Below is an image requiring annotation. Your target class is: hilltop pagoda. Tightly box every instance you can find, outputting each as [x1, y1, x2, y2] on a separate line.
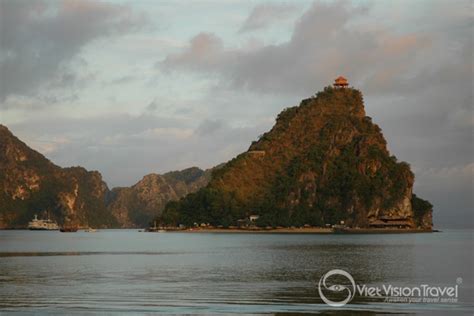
[333, 76, 349, 88]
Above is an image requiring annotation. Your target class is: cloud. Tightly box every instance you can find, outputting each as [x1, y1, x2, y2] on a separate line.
[414, 163, 473, 228]
[195, 119, 224, 136]
[162, 33, 228, 72]
[162, 2, 374, 88]
[0, 0, 146, 102]
[31, 136, 72, 155]
[160, 1, 470, 98]
[239, 3, 298, 32]
[145, 100, 159, 112]
[110, 75, 138, 85]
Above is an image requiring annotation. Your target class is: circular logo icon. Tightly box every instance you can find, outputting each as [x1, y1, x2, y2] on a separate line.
[318, 269, 356, 307]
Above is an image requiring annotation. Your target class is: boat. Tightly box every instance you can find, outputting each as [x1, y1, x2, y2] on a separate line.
[145, 221, 168, 232]
[145, 220, 160, 232]
[28, 214, 59, 231]
[84, 227, 97, 232]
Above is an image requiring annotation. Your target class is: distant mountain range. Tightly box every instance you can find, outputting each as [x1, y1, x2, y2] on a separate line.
[0, 86, 433, 230]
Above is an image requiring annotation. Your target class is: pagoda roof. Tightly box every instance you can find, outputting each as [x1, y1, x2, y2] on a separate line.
[334, 76, 348, 83]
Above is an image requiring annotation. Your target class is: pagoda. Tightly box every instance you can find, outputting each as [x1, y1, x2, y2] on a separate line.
[333, 76, 349, 88]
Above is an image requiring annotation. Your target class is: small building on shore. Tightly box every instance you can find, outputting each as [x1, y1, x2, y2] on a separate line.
[237, 215, 260, 228]
[369, 217, 413, 229]
[249, 215, 259, 222]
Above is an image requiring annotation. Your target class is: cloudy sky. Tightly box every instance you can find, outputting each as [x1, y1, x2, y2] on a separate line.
[0, 0, 472, 227]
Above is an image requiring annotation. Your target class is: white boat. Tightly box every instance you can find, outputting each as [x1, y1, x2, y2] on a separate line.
[28, 214, 59, 231]
[84, 228, 97, 232]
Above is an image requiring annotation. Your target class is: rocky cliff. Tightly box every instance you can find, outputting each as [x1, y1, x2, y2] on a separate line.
[108, 167, 212, 227]
[0, 125, 212, 228]
[0, 125, 114, 228]
[161, 87, 433, 229]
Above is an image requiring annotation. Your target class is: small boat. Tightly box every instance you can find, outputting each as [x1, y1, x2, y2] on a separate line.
[28, 214, 59, 231]
[145, 220, 160, 232]
[84, 227, 97, 232]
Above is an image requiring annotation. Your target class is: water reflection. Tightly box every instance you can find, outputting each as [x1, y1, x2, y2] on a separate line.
[0, 230, 472, 314]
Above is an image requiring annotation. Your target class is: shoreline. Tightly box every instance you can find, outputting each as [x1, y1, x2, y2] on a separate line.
[177, 227, 334, 234]
[152, 227, 437, 234]
[1, 227, 438, 234]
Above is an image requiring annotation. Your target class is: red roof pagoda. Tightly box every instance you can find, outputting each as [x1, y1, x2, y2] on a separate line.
[334, 76, 349, 88]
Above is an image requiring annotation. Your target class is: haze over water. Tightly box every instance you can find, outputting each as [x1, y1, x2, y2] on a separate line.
[0, 230, 472, 315]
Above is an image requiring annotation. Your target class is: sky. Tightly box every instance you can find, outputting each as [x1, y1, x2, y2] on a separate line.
[0, 0, 472, 228]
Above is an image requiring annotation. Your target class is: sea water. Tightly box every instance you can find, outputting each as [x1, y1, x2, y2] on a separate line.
[0, 229, 472, 315]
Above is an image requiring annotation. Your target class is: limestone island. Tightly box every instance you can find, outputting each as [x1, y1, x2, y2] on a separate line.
[152, 77, 434, 234]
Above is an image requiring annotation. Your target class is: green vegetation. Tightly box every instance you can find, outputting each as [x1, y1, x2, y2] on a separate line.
[412, 194, 433, 220]
[163, 167, 206, 184]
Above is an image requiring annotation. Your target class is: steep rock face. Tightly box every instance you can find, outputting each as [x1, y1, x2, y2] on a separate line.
[107, 167, 212, 227]
[0, 125, 115, 228]
[0, 124, 213, 228]
[162, 87, 433, 229]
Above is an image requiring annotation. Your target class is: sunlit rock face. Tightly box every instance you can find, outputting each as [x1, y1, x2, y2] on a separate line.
[108, 167, 212, 227]
[164, 87, 433, 229]
[0, 124, 215, 228]
[0, 125, 114, 228]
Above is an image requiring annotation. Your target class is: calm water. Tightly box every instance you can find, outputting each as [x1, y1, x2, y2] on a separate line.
[0, 229, 473, 315]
